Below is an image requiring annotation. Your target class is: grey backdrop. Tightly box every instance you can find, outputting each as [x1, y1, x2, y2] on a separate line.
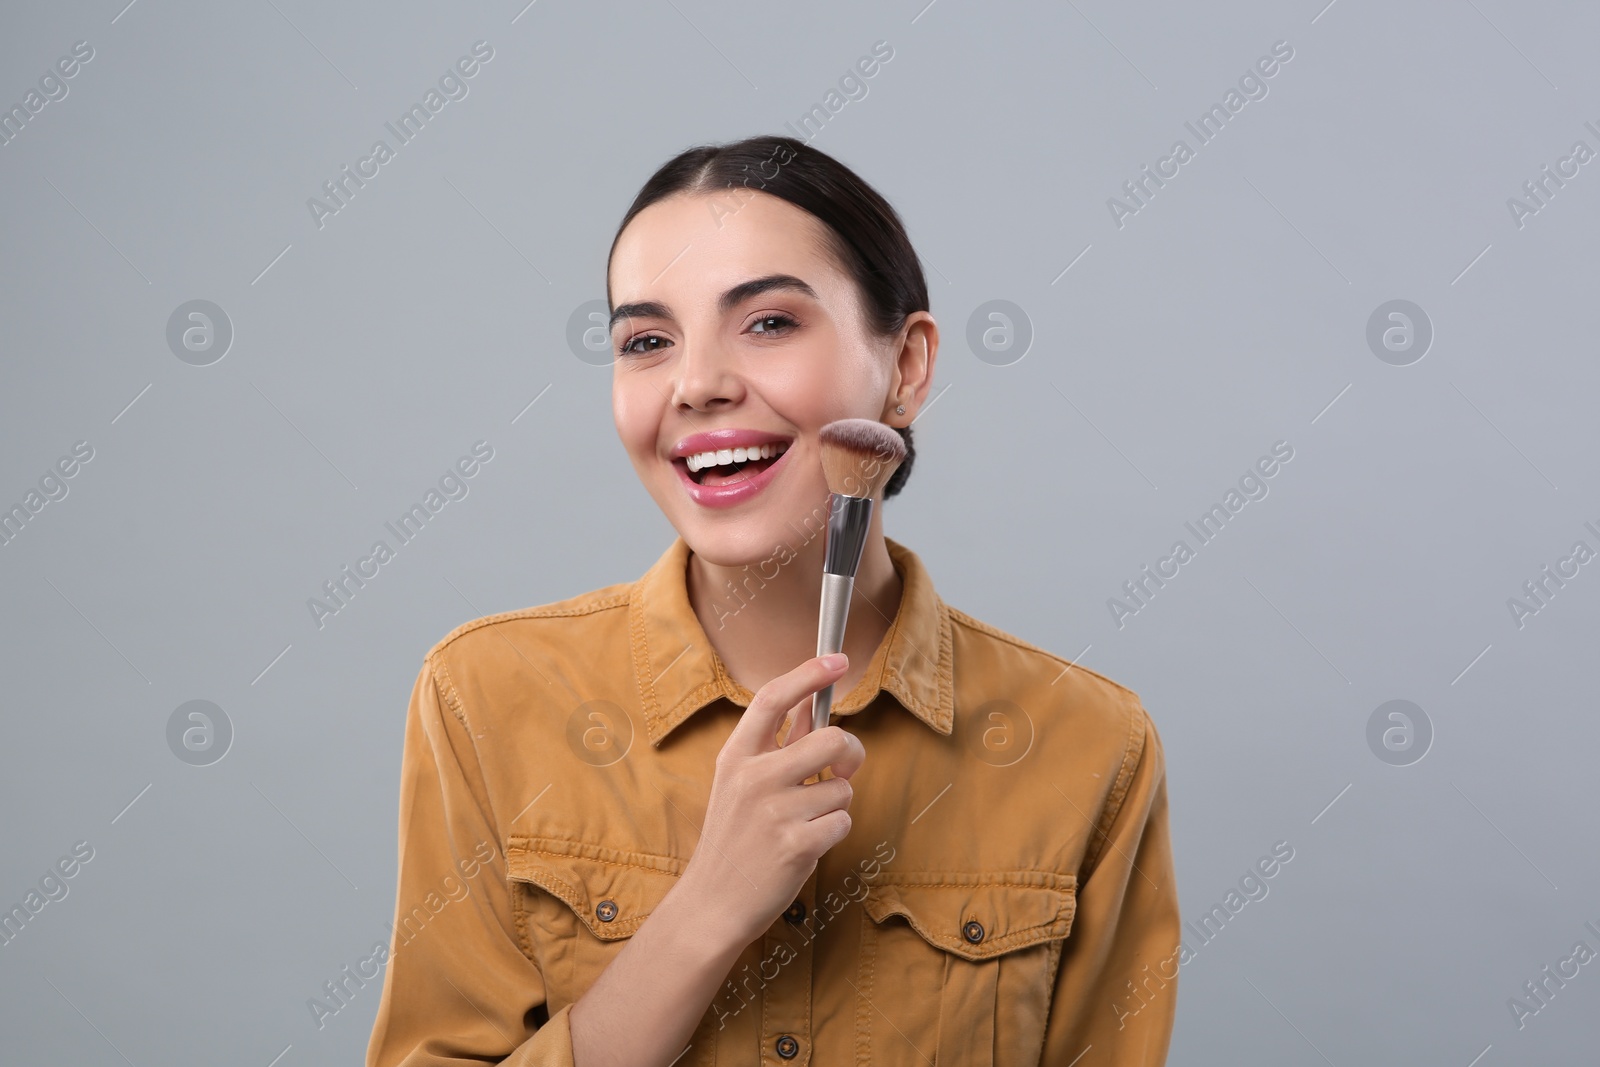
[3, 0, 1598, 1063]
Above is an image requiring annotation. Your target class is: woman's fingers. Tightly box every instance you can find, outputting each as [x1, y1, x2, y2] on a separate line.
[692, 653, 862, 946]
[787, 773, 854, 822]
[777, 721, 867, 783]
[726, 653, 848, 759]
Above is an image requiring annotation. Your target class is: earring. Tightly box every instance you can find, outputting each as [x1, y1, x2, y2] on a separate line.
[895, 404, 905, 415]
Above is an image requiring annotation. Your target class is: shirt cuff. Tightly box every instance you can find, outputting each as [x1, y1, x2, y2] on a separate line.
[502, 1002, 577, 1067]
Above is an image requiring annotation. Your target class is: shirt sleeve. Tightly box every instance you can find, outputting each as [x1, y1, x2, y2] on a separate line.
[1039, 702, 1181, 1065]
[367, 655, 577, 1067]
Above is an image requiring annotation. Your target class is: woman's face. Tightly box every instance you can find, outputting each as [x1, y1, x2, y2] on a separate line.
[608, 190, 921, 567]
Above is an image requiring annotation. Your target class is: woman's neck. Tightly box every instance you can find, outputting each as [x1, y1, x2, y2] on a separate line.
[685, 513, 903, 701]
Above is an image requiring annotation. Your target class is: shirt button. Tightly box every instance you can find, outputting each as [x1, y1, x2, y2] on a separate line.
[962, 919, 985, 944]
[596, 899, 618, 923]
[783, 900, 807, 924]
[775, 1034, 799, 1059]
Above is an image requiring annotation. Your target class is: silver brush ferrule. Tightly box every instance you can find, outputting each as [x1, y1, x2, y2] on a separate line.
[822, 493, 875, 577]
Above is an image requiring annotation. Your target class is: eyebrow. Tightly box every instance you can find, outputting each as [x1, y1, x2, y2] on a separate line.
[609, 273, 819, 331]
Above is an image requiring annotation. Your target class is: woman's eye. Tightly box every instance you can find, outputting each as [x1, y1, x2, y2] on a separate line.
[749, 313, 798, 337]
[618, 334, 671, 357]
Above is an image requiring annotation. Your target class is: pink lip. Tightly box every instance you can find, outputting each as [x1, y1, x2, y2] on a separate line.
[669, 428, 794, 459]
[672, 439, 795, 509]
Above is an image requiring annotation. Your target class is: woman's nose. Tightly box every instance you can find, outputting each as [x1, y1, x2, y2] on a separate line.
[669, 338, 745, 412]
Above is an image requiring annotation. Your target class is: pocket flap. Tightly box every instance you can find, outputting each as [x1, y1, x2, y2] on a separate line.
[862, 869, 1077, 961]
[506, 835, 686, 940]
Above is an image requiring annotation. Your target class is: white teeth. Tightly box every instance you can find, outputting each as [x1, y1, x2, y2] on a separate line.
[684, 442, 789, 473]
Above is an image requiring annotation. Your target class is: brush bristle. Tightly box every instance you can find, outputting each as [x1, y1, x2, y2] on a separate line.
[818, 418, 907, 498]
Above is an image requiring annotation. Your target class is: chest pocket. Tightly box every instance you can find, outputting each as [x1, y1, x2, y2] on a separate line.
[505, 835, 686, 1001]
[859, 869, 1077, 1067]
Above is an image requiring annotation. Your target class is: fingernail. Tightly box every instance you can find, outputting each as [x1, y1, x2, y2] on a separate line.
[821, 653, 848, 670]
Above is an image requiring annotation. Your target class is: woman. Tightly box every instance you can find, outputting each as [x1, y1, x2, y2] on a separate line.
[367, 135, 1179, 1067]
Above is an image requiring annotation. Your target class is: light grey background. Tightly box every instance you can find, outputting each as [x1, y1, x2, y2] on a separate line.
[3, 0, 1598, 1063]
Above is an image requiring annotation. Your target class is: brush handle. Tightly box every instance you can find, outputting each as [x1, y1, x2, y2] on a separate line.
[812, 572, 855, 734]
[810, 492, 876, 739]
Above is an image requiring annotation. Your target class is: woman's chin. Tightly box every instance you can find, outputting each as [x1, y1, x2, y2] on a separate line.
[674, 503, 820, 571]
[680, 523, 784, 568]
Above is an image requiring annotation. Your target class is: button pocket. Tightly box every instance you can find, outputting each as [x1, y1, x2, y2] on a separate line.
[507, 834, 685, 938]
[858, 870, 1076, 1067]
[506, 835, 686, 1002]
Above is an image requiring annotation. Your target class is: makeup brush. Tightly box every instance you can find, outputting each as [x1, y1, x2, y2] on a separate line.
[811, 418, 907, 741]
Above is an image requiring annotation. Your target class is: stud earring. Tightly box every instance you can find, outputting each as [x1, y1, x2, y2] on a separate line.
[895, 404, 905, 415]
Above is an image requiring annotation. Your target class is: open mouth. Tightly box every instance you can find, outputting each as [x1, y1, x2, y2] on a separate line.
[680, 441, 791, 487]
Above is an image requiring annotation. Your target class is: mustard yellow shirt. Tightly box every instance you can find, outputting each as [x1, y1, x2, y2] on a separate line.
[367, 535, 1179, 1066]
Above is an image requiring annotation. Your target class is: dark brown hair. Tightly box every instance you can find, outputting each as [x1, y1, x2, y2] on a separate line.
[607, 135, 926, 499]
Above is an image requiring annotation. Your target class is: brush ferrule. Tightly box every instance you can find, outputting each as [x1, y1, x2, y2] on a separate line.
[822, 493, 874, 577]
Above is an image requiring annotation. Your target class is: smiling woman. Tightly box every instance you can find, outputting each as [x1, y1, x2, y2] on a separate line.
[367, 135, 1180, 1067]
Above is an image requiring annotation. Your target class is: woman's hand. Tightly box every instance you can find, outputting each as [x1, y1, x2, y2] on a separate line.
[682, 652, 867, 949]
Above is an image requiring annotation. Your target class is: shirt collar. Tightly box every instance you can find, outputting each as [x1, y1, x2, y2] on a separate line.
[628, 534, 954, 747]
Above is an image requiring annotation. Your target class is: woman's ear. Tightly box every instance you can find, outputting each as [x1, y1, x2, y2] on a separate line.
[883, 312, 938, 425]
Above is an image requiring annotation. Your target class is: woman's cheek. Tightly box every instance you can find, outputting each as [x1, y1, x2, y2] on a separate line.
[611, 382, 655, 457]
[757, 357, 843, 424]
[806, 339, 890, 415]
